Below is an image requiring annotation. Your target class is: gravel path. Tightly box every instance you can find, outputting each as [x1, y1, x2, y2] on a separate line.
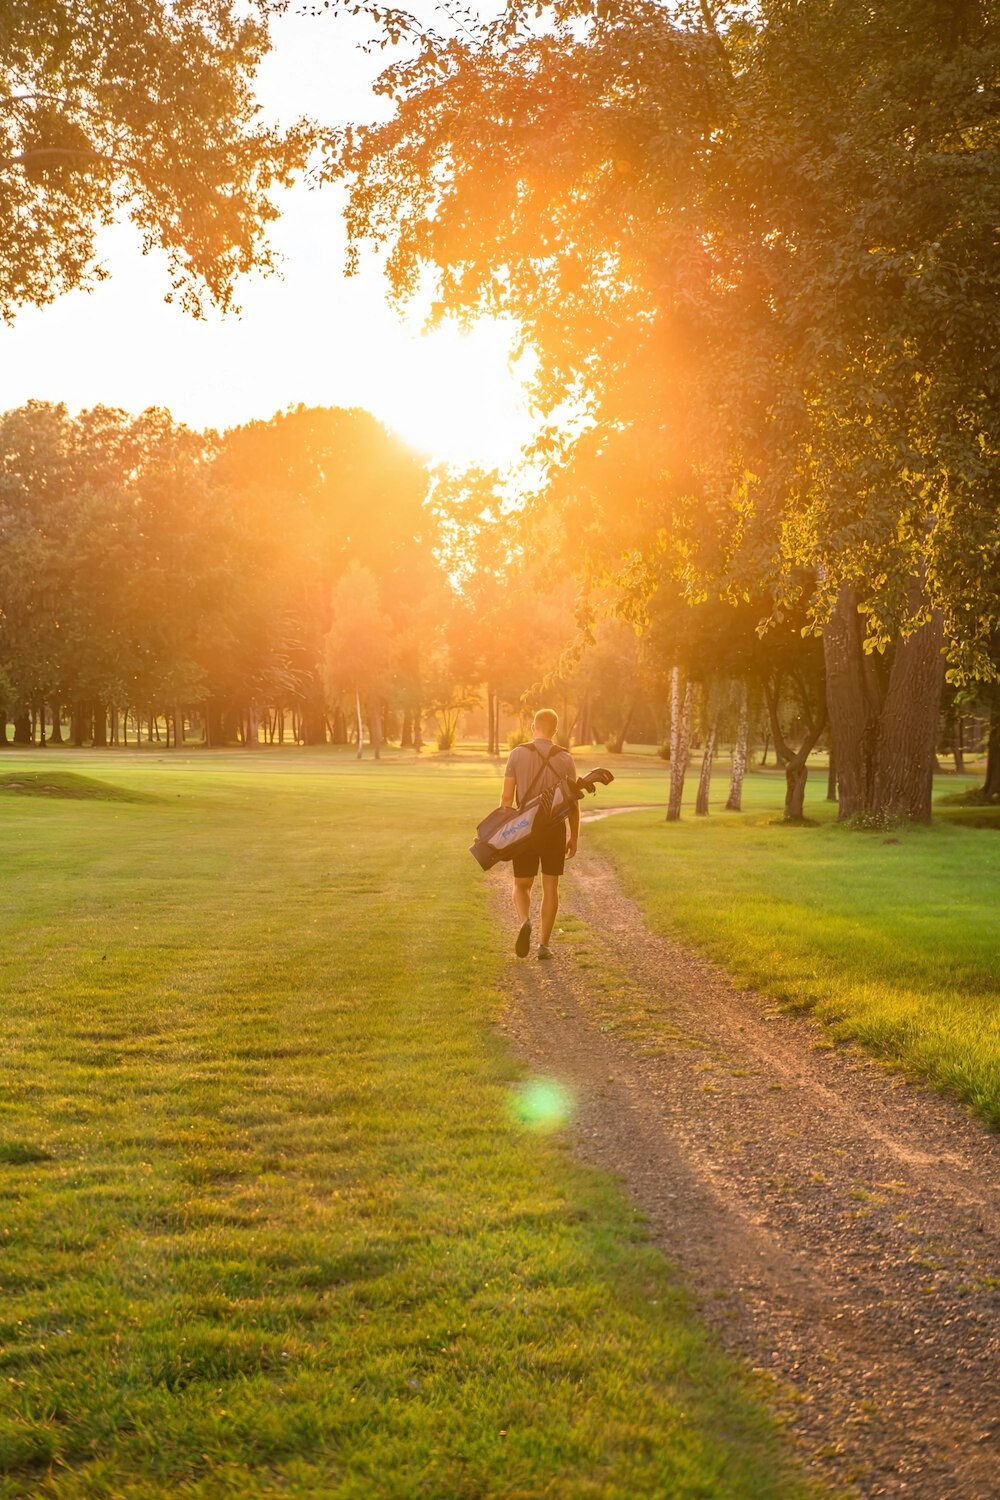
[497, 844, 1000, 1499]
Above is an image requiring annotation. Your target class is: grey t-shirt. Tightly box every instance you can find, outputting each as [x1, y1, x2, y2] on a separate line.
[504, 738, 577, 806]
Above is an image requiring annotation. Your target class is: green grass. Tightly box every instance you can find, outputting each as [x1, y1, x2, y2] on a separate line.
[587, 770, 1000, 1128]
[0, 770, 158, 802]
[936, 791, 1000, 832]
[0, 751, 823, 1499]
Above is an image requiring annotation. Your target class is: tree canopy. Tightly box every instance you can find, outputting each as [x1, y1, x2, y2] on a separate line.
[325, 0, 1000, 817]
[0, 0, 311, 317]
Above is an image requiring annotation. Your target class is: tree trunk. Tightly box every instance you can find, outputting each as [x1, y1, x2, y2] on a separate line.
[93, 702, 108, 748]
[666, 679, 694, 821]
[370, 699, 383, 761]
[414, 705, 423, 754]
[401, 708, 413, 749]
[576, 694, 591, 749]
[695, 710, 719, 815]
[725, 680, 749, 811]
[982, 689, 1000, 798]
[0, 712, 7, 747]
[871, 606, 945, 824]
[300, 691, 327, 746]
[785, 759, 809, 821]
[952, 712, 964, 774]
[823, 583, 881, 819]
[204, 700, 224, 748]
[172, 707, 184, 749]
[826, 746, 838, 802]
[668, 666, 680, 769]
[13, 712, 31, 745]
[608, 705, 634, 755]
[824, 579, 944, 822]
[72, 703, 89, 747]
[355, 686, 364, 760]
[48, 704, 64, 744]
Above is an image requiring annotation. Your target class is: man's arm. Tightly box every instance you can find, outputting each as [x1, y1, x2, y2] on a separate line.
[566, 799, 580, 857]
[501, 746, 520, 807]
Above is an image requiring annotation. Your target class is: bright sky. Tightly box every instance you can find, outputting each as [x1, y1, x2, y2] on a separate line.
[0, 5, 536, 469]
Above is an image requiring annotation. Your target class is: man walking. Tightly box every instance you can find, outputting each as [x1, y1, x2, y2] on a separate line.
[501, 708, 579, 961]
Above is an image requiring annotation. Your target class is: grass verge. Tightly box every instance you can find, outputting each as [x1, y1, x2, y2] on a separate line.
[587, 774, 1000, 1128]
[0, 753, 823, 1498]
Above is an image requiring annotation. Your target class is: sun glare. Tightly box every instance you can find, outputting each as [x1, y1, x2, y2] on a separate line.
[371, 319, 537, 470]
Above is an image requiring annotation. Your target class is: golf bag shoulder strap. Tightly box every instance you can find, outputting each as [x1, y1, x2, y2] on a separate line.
[517, 744, 556, 808]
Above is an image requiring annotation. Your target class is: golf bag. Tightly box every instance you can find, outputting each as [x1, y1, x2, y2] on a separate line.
[470, 765, 615, 871]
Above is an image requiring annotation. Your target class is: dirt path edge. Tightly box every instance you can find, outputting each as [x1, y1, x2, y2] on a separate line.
[497, 848, 1000, 1499]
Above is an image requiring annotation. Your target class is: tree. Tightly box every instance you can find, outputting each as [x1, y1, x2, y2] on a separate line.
[329, 0, 1000, 824]
[712, 0, 999, 821]
[756, 631, 828, 824]
[215, 406, 431, 743]
[0, 0, 310, 318]
[0, 399, 438, 749]
[323, 562, 396, 759]
[725, 679, 750, 812]
[0, 400, 288, 747]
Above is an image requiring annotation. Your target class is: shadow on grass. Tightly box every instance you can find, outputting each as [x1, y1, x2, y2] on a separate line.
[936, 792, 1000, 831]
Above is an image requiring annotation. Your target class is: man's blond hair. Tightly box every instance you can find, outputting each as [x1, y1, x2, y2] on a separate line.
[533, 708, 559, 738]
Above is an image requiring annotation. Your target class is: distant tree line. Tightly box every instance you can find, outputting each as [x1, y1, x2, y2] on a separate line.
[2, 397, 996, 818]
[0, 401, 439, 752]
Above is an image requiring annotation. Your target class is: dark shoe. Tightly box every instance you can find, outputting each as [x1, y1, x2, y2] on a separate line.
[537, 944, 553, 961]
[515, 921, 532, 958]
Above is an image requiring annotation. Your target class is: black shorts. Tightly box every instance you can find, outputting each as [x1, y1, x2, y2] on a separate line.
[511, 821, 567, 879]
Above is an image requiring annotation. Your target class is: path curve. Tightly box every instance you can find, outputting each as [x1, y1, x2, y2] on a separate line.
[498, 846, 1000, 1499]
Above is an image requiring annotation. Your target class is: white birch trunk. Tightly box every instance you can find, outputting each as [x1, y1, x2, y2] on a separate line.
[669, 665, 681, 767]
[725, 680, 749, 811]
[667, 679, 694, 821]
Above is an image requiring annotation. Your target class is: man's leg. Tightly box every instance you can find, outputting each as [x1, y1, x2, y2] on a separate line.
[513, 875, 534, 957]
[539, 873, 560, 947]
[513, 875, 534, 924]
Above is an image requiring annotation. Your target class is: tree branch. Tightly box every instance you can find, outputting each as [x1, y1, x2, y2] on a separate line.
[0, 92, 72, 112]
[763, 672, 791, 765]
[698, 0, 731, 70]
[2, 146, 118, 169]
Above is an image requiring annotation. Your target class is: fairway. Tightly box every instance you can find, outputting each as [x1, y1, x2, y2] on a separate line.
[0, 753, 821, 1499]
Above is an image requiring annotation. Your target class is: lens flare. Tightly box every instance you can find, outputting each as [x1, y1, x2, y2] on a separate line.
[510, 1078, 575, 1133]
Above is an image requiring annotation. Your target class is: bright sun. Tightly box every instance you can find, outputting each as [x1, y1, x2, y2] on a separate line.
[371, 319, 537, 470]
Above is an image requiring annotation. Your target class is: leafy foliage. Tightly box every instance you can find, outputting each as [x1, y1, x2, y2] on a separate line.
[0, 0, 312, 317]
[329, 0, 1000, 682]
